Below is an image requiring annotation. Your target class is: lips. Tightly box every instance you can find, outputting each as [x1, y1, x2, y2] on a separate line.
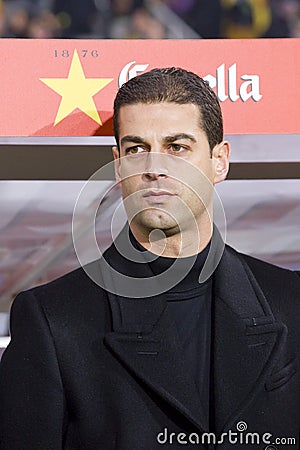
[142, 190, 176, 204]
[142, 190, 174, 197]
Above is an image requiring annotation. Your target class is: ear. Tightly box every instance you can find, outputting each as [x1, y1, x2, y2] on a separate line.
[112, 146, 121, 183]
[212, 141, 230, 185]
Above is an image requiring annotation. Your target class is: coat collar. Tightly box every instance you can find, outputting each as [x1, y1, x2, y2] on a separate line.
[103, 225, 285, 434]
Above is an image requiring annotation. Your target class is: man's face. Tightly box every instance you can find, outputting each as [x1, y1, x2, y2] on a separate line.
[112, 102, 229, 236]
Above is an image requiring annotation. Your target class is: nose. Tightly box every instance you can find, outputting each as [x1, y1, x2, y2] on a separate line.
[143, 152, 169, 180]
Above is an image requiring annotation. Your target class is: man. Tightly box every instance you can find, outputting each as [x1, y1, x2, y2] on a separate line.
[0, 68, 299, 449]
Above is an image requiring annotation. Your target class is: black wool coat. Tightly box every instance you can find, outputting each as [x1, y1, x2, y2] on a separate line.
[0, 238, 299, 449]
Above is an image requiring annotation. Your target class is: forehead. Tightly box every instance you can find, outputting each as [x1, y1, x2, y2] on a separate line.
[118, 102, 203, 136]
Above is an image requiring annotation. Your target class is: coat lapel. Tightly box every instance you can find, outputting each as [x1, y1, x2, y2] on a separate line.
[212, 246, 286, 434]
[103, 225, 209, 433]
[105, 294, 209, 432]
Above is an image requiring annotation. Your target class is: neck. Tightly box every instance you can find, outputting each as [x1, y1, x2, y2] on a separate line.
[130, 214, 213, 258]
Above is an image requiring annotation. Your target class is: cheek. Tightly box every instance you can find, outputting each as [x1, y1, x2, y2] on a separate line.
[121, 183, 131, 199]
[180, 182, 213, 212]
[120, 177, 139, 199]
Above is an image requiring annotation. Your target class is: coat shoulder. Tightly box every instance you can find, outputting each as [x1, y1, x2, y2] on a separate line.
[228, 246, 300, 316]
[20, 259, 109, 322]
[235, 248, 299, 284]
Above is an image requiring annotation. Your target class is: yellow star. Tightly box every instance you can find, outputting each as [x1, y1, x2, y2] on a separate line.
[40, 49, 113, 126]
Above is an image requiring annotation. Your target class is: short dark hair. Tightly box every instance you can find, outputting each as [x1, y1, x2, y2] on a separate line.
[113, 67, 223, 154]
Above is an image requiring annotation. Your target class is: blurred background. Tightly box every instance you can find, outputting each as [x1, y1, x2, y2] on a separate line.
[1, 0, 300, 39]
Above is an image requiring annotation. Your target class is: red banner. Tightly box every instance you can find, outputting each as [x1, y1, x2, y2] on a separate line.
[0, 39, 299, 136]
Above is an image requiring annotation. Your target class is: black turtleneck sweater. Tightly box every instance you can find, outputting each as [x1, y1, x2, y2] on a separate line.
[129, 230, 212, 425]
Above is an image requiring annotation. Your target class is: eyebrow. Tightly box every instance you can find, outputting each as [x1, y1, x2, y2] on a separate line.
[120, 133, 196, 147]
[163, 134, 197, 144]
[120, 135, 146, 147]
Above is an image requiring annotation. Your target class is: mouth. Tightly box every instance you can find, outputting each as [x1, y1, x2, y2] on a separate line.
[142, 190, 175, 198]
[142, 190, 176, 203]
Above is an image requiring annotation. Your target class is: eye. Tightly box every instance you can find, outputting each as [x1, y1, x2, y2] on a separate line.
[169, 144, 186, 153]
[124, 145, 146, 155]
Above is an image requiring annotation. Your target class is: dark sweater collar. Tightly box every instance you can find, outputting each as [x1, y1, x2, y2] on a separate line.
[129, 227, 211, 293]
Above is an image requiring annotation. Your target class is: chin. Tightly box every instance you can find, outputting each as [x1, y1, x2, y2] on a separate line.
[136, 210, 178, 233]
